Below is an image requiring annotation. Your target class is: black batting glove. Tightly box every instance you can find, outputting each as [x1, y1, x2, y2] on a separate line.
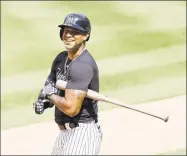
[43, 99, 54, 108]
[33, 99, 54, 115]
[42, 83, 58, 99]
[33, 99, 45, 115]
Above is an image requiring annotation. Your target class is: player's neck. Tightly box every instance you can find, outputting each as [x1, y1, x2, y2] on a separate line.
[68, 44, 86, 60]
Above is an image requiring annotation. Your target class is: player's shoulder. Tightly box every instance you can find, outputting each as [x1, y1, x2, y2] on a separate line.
[56, 50, 68, 59]
[79, 49, 97, 66]
[71, 49, 98, 73]
[54, 50, 68, 62]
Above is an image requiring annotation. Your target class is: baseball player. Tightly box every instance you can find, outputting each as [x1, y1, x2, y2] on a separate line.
[33, 13, 102, 155]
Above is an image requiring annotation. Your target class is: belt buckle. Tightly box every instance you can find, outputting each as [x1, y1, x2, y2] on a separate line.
[64, 123, 71, 130]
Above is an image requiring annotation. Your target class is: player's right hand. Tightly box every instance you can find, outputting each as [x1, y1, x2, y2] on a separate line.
[42, 83, 58, 99]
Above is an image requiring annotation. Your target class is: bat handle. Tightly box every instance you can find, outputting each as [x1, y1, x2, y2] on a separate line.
[104, 97, 169, 123]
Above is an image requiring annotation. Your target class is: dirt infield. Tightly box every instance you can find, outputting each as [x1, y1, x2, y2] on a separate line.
[1, 95, 186, 155]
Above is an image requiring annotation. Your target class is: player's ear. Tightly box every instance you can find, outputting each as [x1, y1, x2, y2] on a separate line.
[84, 34, 89, 41]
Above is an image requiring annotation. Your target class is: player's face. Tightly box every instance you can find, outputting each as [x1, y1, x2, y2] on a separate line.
[62, 27, 88, 50]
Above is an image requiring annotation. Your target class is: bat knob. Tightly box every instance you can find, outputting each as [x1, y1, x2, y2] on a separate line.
[164, 116, 169, 122]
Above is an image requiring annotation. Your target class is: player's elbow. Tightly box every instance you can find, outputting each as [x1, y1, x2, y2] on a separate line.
[63, 97, 84, 117]
[65, 107, 80, 117]
[63, 102, 81, 117]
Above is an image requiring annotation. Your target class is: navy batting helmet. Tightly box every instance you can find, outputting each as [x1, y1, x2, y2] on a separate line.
[58, 13, 91, 41]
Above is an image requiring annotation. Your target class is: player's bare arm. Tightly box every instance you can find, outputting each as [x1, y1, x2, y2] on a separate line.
[48, 89, 87, 117]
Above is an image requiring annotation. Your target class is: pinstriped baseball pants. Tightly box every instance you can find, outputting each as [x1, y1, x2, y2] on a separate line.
[51, 120, 103, 155]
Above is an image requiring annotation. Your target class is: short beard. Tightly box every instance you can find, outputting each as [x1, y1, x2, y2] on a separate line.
[67, 42, 85, 53]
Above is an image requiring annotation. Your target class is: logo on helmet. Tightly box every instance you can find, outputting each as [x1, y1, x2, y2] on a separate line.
[66, 15, 77, 26]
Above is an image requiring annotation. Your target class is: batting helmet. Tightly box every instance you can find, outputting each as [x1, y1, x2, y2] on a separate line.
[58, 13, 91, 41]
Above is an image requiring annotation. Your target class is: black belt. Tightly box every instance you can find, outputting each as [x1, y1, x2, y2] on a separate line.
[58, 122, 78, 130]
[58, 118, 98, 130]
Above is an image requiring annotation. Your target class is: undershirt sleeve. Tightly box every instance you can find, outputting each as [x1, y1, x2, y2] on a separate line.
[45, 56, 58, 85]
[45, 52, 65, 85]
[66, 62, 93, 92]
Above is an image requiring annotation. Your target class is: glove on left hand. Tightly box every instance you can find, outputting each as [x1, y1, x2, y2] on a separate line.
[33, 99, 45, 114]
[33, 99, 54, 115]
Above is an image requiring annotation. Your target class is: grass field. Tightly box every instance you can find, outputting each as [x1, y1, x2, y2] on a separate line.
[1, 1, 186, 155]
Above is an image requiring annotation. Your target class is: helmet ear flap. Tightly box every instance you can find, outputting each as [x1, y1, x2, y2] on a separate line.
[59, 28, 64, 40]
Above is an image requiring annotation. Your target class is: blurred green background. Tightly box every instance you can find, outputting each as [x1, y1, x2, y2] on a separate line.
[1, 1, 186, 132]
[1, 1, 186, 154]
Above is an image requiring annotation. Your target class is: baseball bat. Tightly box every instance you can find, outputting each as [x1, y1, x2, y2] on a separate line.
[56, 80, 169, 122]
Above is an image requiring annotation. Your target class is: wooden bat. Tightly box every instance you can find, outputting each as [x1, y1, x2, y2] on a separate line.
[56, 80, 169, 122]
